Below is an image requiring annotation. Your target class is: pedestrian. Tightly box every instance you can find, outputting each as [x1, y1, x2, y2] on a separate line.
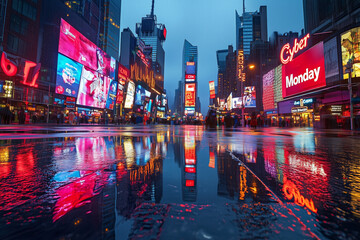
[69, 111, 75, 125]
[3, 104, 12, 124]
[19, 107, 25, 124]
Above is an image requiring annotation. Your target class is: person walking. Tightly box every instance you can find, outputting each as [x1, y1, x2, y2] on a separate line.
[19, 108, 25, 124]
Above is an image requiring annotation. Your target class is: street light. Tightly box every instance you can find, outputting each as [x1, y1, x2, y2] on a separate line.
[240, 64, 255, 127]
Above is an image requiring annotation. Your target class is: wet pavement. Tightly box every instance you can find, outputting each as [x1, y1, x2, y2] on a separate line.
[0, 125, 360, 240]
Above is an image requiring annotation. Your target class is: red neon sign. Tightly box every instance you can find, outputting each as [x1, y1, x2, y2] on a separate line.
[185, 180, 195, 187]
[1, 52, 17, 76]
[280, 34, 310, 65]
[185, 167, 196, 173]
[0, 52, 41, 87]
[283, 178, 318, 213]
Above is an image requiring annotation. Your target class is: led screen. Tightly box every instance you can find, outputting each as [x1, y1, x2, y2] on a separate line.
[124, 81, 135, 109]
[77, 66, 110, 108]
[232, 97, 242, 109]
[282, 42, 326, 98]
[135, 85, 146, 106]
[185, 83, 196, 107]
[244, 86, 256, 108]
[58, 19, 97, 70]
[105, 80, 118, 110]
[263, 69, 275, 111]
[341, 27, 360, 79]
[209, 81, 215, 99]
[116, 82, 124, 104]
[186, 62, 196, 75]
[55, 54, 83, 98]
[96, 47, 113, 77]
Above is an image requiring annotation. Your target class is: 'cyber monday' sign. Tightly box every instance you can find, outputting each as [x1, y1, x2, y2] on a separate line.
[282, 42, 326, 98]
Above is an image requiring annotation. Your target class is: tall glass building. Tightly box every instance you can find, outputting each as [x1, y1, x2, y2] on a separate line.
[235, 6, 267, 56]
[136, 1, 167, 90]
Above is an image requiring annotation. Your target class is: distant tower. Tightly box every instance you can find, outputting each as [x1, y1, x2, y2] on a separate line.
[136, 0, 167, 90]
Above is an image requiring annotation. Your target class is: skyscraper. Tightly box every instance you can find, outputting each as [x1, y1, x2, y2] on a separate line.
[136, 0, 166, 90]
[235, 6, 267, 56]
[101, 0, 121, 58]
[182, 39, 198, 117]
[216, 49, 228, 100]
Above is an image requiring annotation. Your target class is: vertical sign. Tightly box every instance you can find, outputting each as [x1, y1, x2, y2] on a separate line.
[209, 81, 215, 99]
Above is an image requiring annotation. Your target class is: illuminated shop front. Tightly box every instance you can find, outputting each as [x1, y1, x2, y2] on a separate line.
[268, 28, 360, 129]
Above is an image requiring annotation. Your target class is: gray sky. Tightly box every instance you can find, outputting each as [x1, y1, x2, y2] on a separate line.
[121, 0, 304, 115]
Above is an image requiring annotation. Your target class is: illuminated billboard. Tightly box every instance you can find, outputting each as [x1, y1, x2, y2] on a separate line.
[58, 19, 97, 70]
[185, 74, 196, 82]
[55, 54, 83, 98]
[116, 82, 124, 104]
[209, 81, 215, 99]
[124, 81, 135, 109]
[232, 97, 242, 109]
[341, 27, 360, 79]
[118, 64, 130, 84]
[282, 42, 326, 98]
[105, 80, 118, 110]
[185, 83, 196, 107]
[274, 65, 283, 103]
[244, 86, 256, 108]
[186, 62, 196, 75]
[263, 69, 275, 111]
[96, 47, 114, 78]
[185, 107, 195, 116]
[77, 67, 110, 108]
[227, 92, 233, 110]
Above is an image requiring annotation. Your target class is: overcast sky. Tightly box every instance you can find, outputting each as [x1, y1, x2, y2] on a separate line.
[121, 0, 304, 115]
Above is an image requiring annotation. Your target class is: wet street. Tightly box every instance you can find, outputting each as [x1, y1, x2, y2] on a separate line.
[0, 125, 360, 240]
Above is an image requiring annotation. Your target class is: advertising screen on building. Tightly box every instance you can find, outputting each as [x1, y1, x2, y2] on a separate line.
[209, 81, 215, 99]
[162, 94, 167, 106]
[77, 67, 110, 108]
[185, 83, 196, 107]
[185, 74, 196, 82]
[244, 86, 256, 108]
[227, 92, 233, 110]
[55, 54, 83, 98]
[118, 64, 130, 84]
[341, 27, 360, 79]
[185, 107, 195, 116]
[105, 80, 118, 110]
[186, 62, 196, 75]
[274, 65, 283, 103]
[96, 47, 113, 77]
[58, 19, 97, 70]
[116, 82, 124, 104]
[135, 85, 150, 107]
[282, 42, 326, 98]
[263, 69, 275, 111]
[232, 97, 242, 109]
[124, 81, 135, 109]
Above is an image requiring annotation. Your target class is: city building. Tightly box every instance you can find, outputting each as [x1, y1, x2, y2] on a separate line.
[216, 49, 228, 100]
[136, 0, 166, 90]
[173, 80, 184, 115]
[101, 0, 121, 59]
[303, 0, 360, 34]
[235, 6, 267, 56]
[182, 39, 198, 117]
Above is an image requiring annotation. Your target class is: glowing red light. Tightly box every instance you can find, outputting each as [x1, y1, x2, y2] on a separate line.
[283, 178, 318, 213]
[1, 52, 18, 76]
[185, 159, 196, 165]
[185, 180, 195, 187]
[280, 34, 310, 65]
[163, 27, 167, 39]
[22, 61, 40, 87]
[185, 167, 196, 173]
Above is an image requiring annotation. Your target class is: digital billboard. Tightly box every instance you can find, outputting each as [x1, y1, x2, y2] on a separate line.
[58, 19, 97, 70]
[185, 83, 196, 107]
[55, 54, 83, 98]
[155, 95, 161, 106]
[118, 64, 130, 84]
[116, 82, 124, 104]
[134, 85, 151, 107]
[105, 80, 118, 110]
[209, 81, 215, 99]
[185, 74, 196, 82]
[341, 27, 360, 79]
[232, 97, 242, 109]
[124, 81, 135, 109]
[227, 93, 233, 110]
[185, 107, 195, 116]
[282, 42, 326, 98]
[263, 69, 275, 111]
[186, 62, 196, 75]
[244, 86, 256, 108]
[77, 67, 110, 108]
[96, 47, 113, 77]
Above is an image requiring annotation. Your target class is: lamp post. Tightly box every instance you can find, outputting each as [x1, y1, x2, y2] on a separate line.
[345, 61, 354, 130]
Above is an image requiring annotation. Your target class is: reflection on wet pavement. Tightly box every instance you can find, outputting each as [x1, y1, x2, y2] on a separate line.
[0, 126, 360, 239]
